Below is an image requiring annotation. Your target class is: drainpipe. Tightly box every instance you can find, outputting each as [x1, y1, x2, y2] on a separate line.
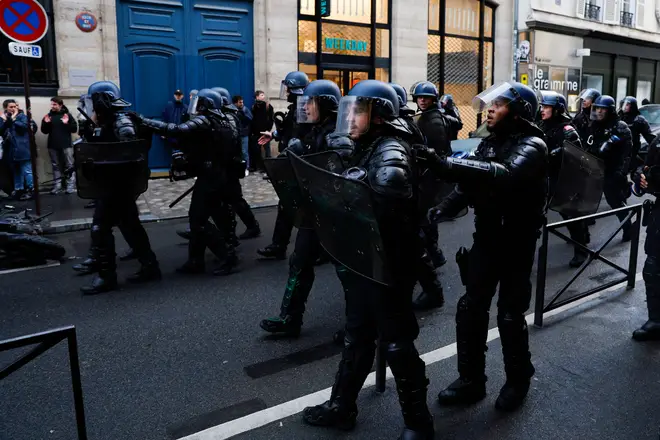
[512, 0, 519, 81]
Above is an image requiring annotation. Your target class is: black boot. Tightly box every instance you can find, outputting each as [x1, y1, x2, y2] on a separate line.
[303, 336, 375, 430]
[119, 248, 137, 262]
[257, 243, 287, 260]
[176, 228, 191, 240]
[633, 258, 660, 341]
[239, 221, 261, 240]
[177, 233, 207, 274]
[387, 343, 435, 440]
[127, 251, 162, 284]
[438, 295, 488, 406]
[213, 251, 240, 276]
[176, 260, 205, 274]
[569, 247, 588, 268]
[81, 231, 118, 295]
[495, 312, 535, 411]
[73, 228, 101, 275]
[260, 262, 314, 335]
[414, 253, 445, 310]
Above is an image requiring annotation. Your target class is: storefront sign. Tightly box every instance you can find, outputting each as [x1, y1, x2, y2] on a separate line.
[324, 37, 368, 53]
[319, 0, 331, 17]
[533, 67, 579, 92]
[75, 12, 98, 33]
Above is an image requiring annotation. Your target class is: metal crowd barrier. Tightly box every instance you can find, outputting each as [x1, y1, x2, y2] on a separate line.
[534, 203, 644, 328]
[0, 326, 88, 440]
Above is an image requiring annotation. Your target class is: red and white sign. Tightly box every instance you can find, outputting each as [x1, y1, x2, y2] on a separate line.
[0, 0, 49, 44]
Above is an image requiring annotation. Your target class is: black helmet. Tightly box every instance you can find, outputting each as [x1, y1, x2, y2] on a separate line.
[280, 71, 310, 99]
[336, 80, 399, 138]
[211, 87, 232, 106]
[87, 81, 130, 112]
[411, 81, 439, 99]
[297, 80, 342, 124]
[473, 81, 538, 122]
[388, 83, 409, 114]
[192, 88, 224, 115]
[619, 96, 639, 114]
[591, 95, 616, 121]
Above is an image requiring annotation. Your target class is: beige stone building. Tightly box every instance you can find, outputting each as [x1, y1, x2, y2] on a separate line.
[0, 0, 512, 180]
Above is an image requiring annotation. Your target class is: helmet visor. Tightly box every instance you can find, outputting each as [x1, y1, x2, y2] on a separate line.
[335, 96, 372, 139]
[279, 83, 289, 100]
[188, 93, 199, 116]
[579, 89, 599, 103]
[590, 106, 608, 121]
[620, 97, 635, 113]
[81, 96, 95, 120]
[471, 82, 517, 114]
[296, 96, 321, 124]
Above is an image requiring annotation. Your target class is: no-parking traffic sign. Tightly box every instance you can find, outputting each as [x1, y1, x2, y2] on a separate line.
[0, 0, 49, 44]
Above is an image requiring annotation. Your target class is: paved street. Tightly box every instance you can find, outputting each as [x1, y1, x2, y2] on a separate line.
[0, 205, 657, 440]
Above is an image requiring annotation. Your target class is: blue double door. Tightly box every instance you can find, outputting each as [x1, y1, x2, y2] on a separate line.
[116, 0, 255, 171]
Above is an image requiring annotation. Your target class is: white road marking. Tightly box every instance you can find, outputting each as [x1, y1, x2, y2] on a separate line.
[178, 273, 643, 440]
[0, 261, 60, 275]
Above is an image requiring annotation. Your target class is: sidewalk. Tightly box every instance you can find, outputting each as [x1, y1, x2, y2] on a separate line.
[1, 173, 278, 234]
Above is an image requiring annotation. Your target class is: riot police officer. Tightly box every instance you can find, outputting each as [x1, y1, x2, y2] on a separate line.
[586, 95, 634, 241]
[390, 82, 445, 310]
[619, 96, 656, 175]
[212, 87, 262, 241]
[538, 91, 589, 267]
[421, 82, 548, 411]
[137, 89, 241, 275]
[78, 81, 161, 294]
[440, 94, 463, 140]
[573, 88, 601, 143]
[257, 71, 311, 260]
[302, 80, 434, 440]
[632, 137, 660, 341]
[259, 80, 342, 336]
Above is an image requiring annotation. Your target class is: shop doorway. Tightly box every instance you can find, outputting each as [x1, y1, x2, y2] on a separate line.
[322, 69, 369, 95]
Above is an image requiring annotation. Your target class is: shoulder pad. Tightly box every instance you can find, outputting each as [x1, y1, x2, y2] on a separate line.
[368, 137, 413, 199]
[519, 136, 548, 154]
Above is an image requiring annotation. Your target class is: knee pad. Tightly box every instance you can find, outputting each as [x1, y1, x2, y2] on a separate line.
[497, 311, 527, 331]
[385, 341, 425, 374]
[343, 330, 376, 351]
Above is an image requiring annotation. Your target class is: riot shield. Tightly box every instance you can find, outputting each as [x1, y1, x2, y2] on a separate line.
[263, 157, 305, 225]
[549, 141, 605, 216]
[289, 153, 392, 286]
[74, 140, 150, 200]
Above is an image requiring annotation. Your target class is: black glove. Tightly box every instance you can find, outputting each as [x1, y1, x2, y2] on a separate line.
[126, 111, 144, 124]
[284, 138, 306, 156]
[326, 133, 354, 151]
[599, 135, 621, 155]
[427, 205, 445, 224]
[550, 147, 563, 158]
[416, 147, 446, 171]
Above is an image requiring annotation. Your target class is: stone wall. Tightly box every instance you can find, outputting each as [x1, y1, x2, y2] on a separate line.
[392, 0, 429, 96]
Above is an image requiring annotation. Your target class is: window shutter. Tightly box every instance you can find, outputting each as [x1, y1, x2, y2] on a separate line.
[576, 0, 586, 17]
[636, 0, 646, 27]
[603, 0, 619, 23]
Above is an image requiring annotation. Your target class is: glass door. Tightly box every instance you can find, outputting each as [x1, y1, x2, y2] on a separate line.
[322, 69, 369, 95]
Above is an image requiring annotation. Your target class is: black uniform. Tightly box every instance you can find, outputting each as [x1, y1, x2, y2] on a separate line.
[141, 107, 241, 275]
[621, 112, 656, 174]
[573, 108, 591, 143]
[258, 99, 312, 259]
[632, 137, 660, 341]
[80, 112, 160, 294]
[540, 115, 590, 267]
[425, 118, 548, 411]
[260, 116, 338, 335]
[585, 117, 634, 239]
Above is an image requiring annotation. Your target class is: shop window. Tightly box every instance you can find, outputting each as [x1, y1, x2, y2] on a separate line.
[445, 0, 480, 38]
[376, 0, 389, 24]
[427, 35, 441, 86]
[321, 23, 371, 56]
[445, 37, 479, 138]
[567, 68, 582, 113]
[299, 63, 318, 81]
[300, 0, 315, 15]
[0, 0, 58, 90]
[484, 6, 494, 38]
[582, 74, 603, 93]
[324, 0, 372, 24]
[636, 80, 652, 102]
[483, 41, 493, 89]
[298, 21, 318, 53]
[375, 67, 389, 82]
[375, 29, 390, 58]
[616, 77, 629, 103]
[429, 0, 441, 30]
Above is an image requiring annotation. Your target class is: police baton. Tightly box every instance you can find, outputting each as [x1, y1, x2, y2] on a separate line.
[168, 185, 194, 209]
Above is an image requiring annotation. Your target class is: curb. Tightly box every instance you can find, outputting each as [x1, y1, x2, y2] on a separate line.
[43, 201, 279, 235]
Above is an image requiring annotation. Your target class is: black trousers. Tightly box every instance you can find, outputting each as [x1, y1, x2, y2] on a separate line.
[224, 178, 258, 230]
[248, 135, 264, 171]
[644, 202, 660, 321]
[455, 222, 538, 382]
[271, 201, 295, 247]
[603, 173, 631, 232]
[92, 195, 156, 277]
[277, 227, 322, 320]
[188, 175, 233, 263]
[559, 212, 589, 246]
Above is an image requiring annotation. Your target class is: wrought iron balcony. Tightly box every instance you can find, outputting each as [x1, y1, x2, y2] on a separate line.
[620, 11, 634, 27]
[585, 3, 601, 21]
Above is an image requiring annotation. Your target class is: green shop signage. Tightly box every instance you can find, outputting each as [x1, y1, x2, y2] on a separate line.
[324, 38, 368, 53]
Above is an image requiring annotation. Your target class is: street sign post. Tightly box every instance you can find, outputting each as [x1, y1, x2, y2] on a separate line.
[0, 0, 50, 215]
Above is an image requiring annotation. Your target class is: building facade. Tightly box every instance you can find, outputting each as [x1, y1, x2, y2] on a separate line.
[0, 0, 511, 178]
[517, 0, 660, 112]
